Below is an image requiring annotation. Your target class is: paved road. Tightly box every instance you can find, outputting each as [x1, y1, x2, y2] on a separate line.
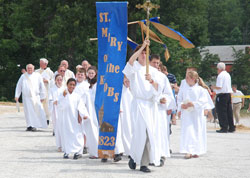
[1, 105, 250, 178]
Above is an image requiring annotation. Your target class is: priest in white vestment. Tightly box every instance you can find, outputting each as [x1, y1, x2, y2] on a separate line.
[15, 64, 47, 131]
[35, 58, 54, 125]
[123, 40, 162, 173]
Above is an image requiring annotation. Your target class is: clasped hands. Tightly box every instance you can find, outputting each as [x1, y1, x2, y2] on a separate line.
[181, 102, 194, 109]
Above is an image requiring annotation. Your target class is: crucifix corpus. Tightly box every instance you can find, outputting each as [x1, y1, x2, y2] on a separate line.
[136, 0, 160, 74]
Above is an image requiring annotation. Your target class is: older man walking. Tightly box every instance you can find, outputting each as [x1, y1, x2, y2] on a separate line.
[15, 64, 47, 131]
[211, 62, 235, 133]
[36, 58, 54, 125]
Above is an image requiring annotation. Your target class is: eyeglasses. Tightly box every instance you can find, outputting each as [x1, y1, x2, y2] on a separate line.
[60, 70, 65, 72]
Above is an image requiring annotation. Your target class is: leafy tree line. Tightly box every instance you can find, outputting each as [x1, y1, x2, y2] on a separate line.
[0, 0, 249, 101]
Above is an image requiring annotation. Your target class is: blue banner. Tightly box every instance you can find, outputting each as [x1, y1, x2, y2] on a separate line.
[95, 2, 127, 158]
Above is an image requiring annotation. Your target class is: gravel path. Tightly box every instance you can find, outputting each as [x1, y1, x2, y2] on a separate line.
[1, 105, 250, 178]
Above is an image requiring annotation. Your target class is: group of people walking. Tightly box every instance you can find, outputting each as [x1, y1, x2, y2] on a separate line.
[15, 40, 240, 173]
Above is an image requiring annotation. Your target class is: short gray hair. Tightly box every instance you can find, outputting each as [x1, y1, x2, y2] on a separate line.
[26, 64, 34, 70]
[217, 62, 225, 70]
[40, 58, 48, 64]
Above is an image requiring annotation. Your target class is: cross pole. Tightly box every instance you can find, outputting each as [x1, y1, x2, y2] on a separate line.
[136, 0, 160, 74]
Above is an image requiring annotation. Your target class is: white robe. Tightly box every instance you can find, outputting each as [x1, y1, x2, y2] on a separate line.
[123, 61, 162, 166]
[75, 82, 99, 157]
[57, 90, 88, 154]
[15, 73, 47, 128]
[154, 72, 176, 159]
[49, 85, 65, 149]
[178, 83, 214, 155]
[36, 67, 54, 121]
[115, 86, 133, 155]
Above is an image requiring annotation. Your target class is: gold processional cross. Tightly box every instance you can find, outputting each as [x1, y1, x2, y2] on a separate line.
[136, 0, 160, 74]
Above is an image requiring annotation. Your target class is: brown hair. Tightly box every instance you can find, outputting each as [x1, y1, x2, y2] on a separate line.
[159, 63, 167, 73]
[77, 67, 87, 75]
[134, 44, 151, 54]
[87, 66, 98, 89]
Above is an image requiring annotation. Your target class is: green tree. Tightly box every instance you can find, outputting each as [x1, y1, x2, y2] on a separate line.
[208, 0, 243, 45]
[231, 47, 250, 95]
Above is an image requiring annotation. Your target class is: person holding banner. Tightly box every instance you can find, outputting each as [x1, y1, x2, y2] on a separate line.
[85, 66, 99, 158]
[114, 76, 133, 162]
[123, 40, 162, 173]
[15, 64, 47, 131]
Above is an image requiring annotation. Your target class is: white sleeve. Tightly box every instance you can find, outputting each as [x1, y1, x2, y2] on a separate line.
[39, 75, 46, 100]
[15, 75, 24, 98]
[78, 98, 90, 120]
[122, 62, 135, 80]
[192, 89, 211, 110]
[216, 75, 223, 88]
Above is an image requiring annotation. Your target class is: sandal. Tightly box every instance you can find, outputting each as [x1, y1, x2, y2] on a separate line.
[192, 154, 199, 158]
[184, 154, 192, 159]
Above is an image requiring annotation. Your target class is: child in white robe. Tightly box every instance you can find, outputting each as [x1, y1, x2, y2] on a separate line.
[86, 66, 99, 159]
[57, 78, 89, 159]
[49, 74, 65, 152]
[75, 68, 98, 159]
[178, 71, 214, 159]
[114, 76, 133, 162]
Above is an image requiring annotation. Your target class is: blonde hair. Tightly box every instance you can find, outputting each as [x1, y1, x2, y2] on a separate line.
[187, 71, 209, 90]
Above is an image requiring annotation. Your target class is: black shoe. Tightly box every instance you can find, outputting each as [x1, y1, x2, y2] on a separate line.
[159, 158, 164, 167]
[149, 163, 155, 166]
[216, 129, 227, 133]
[140, 166, 151, 173]
[101, 158, 108, 163]
[114, 154, 122, 162]
[52, 131, 55, 136]
[228, 129, 236, 133]
[31, 127, 37, 132]
[170, 149, 172, 154]
[47, 120, 49, 125]
[73, 153, 82, 160]
[128, 157, 136, 170]
[63, 153, 69, 159]
[83, 147, 88, 154]
[26, 126, 32, 131]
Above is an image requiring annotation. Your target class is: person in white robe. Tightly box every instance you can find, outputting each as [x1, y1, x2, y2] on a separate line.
[114, 76, 133, 162]
[123, 40, 162, 173]
[15, 64, 47, 131]
[56, 60, 75, 78]
[57, 78, 89, 159]
[149, 55, 176, 166]
[178, 68, 214, 118]
[178, 71, 214, 159]
[35, 58, 54, 125]
[49, 74, 65, 152]
[85, 66, 99, 158]
[74, 68, 99, 158]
